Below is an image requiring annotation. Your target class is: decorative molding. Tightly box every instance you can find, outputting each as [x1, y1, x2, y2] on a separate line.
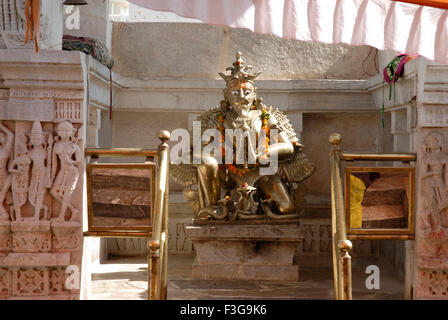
[49, 267, 70, 295]
[54, 100, 83, 123]
[12, 267, 49, 297]
[419, 105, 448, 127]
[12, 232, 51, 253]
[0, 89, 9, 99]
[416, 270, 448, 299]
[0, 267, 11, 297]
[9, 88, 83, 100]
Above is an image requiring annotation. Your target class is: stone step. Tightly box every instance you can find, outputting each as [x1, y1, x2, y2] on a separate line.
[362, 175, 408, 206]
[362, 205, 406, 228]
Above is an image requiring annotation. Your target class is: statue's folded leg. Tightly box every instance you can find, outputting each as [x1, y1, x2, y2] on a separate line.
[197, 156, 221, 208]
[257, 174, 294, 214]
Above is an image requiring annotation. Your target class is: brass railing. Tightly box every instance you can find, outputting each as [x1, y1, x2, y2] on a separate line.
[84, 131, 170, 300]
[329, 133, 352, 300]
[148, 130, 170, 300]
[329, 133, 417, 300]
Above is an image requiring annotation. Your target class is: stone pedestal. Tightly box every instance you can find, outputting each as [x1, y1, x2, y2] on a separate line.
[186, 223, 303, 281]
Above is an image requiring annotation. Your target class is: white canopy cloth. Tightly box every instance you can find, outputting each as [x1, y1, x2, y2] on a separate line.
[128, 0, 448, 65]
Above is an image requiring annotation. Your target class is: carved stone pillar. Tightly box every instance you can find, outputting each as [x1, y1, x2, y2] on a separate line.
[414, 63, 448, 299]
[0, 50, 85, 300]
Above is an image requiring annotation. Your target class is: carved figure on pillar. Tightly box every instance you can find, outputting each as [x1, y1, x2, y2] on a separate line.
[420, 132, 448, 232]
[171, 52, 315, 221]
[50, 121, 82, 221]
[28, 121, 53, 220]
[8, 140, 31, 221]
[0, 122, 13, 220]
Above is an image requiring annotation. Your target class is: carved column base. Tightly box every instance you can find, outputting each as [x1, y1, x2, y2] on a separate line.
[0, 221, 11, 253]
[0, 252, 75, 299]
[11, 221, 51, 253]
[51, 221, 83, 252]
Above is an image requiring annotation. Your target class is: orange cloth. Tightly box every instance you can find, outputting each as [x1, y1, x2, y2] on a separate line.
[24, 0, 40, 53]
[349, 174, 366, 229]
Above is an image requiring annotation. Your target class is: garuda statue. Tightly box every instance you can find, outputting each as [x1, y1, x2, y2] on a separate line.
[171, 52, 315, 221]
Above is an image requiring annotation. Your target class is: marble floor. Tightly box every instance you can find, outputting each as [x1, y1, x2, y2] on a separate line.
[87, 254, 406, 300]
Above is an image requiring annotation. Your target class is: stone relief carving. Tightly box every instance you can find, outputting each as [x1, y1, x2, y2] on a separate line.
[12, 231, 51, 252]
[302, 224, 315, 253]
[319, 224, 332, 253]
[27, 121, 52, 220]
[51, 229, 82, 251]
[49, 267, 69, 295]
[8, 138, 30, 221]
[50, 121, 82, 222]
[12, 267, 48, 296]
[0, 233, 11, 251]
[0, 121, 84, 222]
[0, 267, 11, 296]
[418, 270, 448, 298]
[0, 122, 13, 220]
[55, 101, 82, 123]
[0, 0, 28, 50]
[420, 132, 448, 234]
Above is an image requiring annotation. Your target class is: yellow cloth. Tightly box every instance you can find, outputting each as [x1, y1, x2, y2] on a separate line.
[349, 175, 366, 228]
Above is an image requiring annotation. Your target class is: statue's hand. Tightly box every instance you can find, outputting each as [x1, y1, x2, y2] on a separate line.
[256, 146, 269, 162]
[47, 135, 54, 146]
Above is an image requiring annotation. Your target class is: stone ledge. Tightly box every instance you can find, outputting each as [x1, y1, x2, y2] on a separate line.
[192, 264, 299, 281]
[7, 294, 77, 300]
[186, 224, 303, 241]
[11, 221, 50, 232]
[0, 253, 70, 267]
[417, 257, 448, 270]
[0, 221, 10, 234]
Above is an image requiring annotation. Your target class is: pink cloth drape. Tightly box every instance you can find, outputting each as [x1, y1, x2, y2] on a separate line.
[127, 0, 448, 65]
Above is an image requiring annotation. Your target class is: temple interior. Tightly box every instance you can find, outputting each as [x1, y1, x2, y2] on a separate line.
[1, 0, 447, 301]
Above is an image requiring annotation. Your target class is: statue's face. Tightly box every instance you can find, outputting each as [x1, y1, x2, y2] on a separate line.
[425, 135, 443, 152]
[57, 123, 73, 140]
[225, 82, 256, 110]
[30, 134, 44, 146]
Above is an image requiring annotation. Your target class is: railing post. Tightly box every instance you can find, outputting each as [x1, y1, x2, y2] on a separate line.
[148, 240, 160, 300]
[147, 130, 170, 300]
[159, 130, 170, 300]
[338, 239, 353, 300]
[329, 133, 352, 300]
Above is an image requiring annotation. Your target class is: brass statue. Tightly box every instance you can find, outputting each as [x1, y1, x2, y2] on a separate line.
[171, 52, 315, 221]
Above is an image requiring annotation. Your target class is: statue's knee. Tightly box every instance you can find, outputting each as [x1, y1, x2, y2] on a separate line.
[198, 157, 219, 175]
[277, 201, 294, 214]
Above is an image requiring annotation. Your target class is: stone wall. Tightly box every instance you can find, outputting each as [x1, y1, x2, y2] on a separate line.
[111, 22, 378, 80]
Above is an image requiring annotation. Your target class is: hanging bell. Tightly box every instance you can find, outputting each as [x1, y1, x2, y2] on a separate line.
[63, 0, 88, 5]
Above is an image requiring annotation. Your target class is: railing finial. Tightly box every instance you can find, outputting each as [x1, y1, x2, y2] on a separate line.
[159, 130, 171, 143]
[329, 133, 341, 147]
[338, 239, 352, 253]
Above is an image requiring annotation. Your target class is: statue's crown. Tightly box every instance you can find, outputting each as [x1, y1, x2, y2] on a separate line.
[219, 52, 261, 88]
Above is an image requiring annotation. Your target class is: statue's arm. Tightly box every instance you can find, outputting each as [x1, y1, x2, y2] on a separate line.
[8, 159, 18, 173]
[267, 130, 294, 159]
[51, 144, 58, 181]
[73, 144, 82, 167]
[0, 122, 14, 150]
